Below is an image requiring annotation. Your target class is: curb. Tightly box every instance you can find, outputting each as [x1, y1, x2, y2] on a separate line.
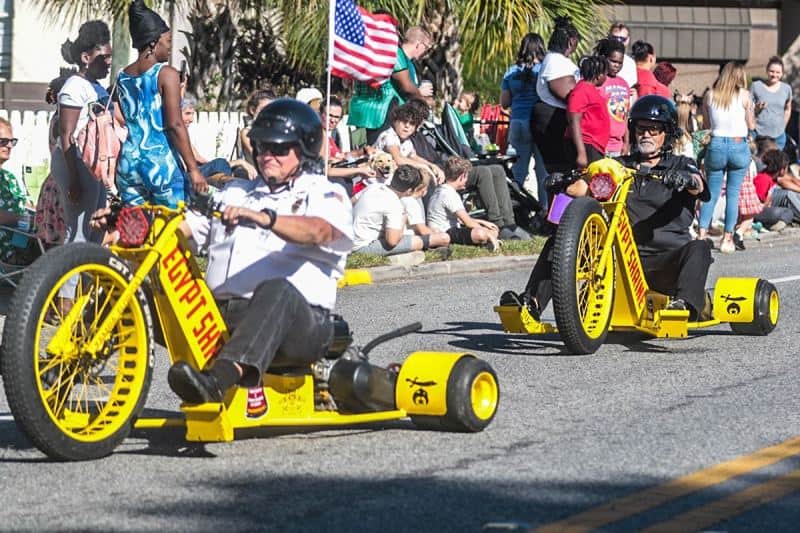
[340, 227, 800, 287]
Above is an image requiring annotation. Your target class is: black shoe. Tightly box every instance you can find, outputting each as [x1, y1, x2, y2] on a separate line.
[733, 232, 746, 251]
[168, 361, 224, 404]
[666, 298, 688, 311]
[499, 290, 523, 307]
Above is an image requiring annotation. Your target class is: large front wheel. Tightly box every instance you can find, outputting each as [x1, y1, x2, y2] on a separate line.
[1, 243, 154, 461]
[551, 197, 615, 354]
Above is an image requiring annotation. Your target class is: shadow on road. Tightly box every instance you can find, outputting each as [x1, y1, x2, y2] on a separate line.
[422, 321, 738, 357]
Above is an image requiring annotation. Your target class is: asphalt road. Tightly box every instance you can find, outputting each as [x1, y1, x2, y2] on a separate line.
[2, 242, 800, 531]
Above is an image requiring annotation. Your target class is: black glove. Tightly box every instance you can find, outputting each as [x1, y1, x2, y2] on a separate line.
[661, 169, 696, 192]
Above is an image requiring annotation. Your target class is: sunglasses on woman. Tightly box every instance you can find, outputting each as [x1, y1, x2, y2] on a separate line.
[0, 138, 18, 147]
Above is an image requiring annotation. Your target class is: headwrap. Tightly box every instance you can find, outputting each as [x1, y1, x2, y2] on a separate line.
[129, 0, 170, 49]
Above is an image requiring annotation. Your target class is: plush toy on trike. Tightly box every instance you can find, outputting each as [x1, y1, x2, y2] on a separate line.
[495, 156, 779, 355]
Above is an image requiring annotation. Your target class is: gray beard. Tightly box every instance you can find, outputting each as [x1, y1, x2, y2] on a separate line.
[637, 141, 659, 157]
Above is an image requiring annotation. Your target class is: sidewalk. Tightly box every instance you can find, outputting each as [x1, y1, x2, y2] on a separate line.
[340, 227, 800, 287]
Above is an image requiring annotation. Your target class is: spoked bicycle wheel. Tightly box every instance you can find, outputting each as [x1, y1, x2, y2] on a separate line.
[1, 243, 154, 461]
[552, 197, 615, 354]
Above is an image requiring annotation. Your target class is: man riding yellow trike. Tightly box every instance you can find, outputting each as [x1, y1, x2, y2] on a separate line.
[496, 96, 778, 354]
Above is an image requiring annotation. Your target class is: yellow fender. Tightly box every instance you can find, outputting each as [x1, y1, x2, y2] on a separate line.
[395, 352, 469, 416]
[713, 277, 759, 323]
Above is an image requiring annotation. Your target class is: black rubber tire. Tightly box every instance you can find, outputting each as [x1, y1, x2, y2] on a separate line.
[730, 279, 779, 336]
[412, 356, 499, 433]
[551, 196, 615, 355]
[1, 243, 154, 461]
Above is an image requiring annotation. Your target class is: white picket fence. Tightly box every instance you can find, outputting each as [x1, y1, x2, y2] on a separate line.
[0, 109, 246, 200]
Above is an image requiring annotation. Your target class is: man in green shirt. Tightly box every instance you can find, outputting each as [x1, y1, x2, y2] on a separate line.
[348, 26, 434, 145]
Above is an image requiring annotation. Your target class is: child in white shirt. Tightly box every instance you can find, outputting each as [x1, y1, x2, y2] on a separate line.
[427, 157, 501, 250]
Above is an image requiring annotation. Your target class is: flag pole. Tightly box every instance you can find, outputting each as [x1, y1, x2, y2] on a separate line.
[324, 0, 336, 172]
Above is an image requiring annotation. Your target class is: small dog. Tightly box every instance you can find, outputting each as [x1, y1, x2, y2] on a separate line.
[369, 151, 396, 181]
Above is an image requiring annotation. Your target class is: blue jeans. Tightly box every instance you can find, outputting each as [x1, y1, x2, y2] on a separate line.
[508, 119, 548, 208]
[199, 158, 232, 178]
[774, 132, 786, 151]
[698, 136, 751, 233]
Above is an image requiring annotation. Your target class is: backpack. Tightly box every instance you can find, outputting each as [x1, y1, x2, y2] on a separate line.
[76, 84, 123, 189]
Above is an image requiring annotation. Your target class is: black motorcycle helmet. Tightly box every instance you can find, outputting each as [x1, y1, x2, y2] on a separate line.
[627, 95, 680, 152]
[248, 98, 323, 172]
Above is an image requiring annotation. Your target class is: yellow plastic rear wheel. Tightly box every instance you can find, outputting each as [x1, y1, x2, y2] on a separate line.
[2, 243, 153, 461]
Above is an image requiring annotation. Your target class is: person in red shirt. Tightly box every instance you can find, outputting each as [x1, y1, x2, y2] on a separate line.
[750, 149, 793, 231]
[633, 41, 671, 99]
[595, 38, 631, 156]
[566, 56, 609, 169]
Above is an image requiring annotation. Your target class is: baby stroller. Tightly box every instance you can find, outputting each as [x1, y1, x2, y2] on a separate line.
[0, 208, 46, 288]
[415, 104, 546, 234]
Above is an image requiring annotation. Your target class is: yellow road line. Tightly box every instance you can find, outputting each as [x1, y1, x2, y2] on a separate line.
[643, 468, 800, 533]
[535, 436, 800, 533]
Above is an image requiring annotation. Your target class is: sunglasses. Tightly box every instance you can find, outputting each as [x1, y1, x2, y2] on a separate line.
[255, 142, 294, 157]
[610, 35, 627, 43]
[634, 124, 665, 136]
[0, 138, 18, 147]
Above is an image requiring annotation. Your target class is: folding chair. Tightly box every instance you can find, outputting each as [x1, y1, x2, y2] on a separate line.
[0, 209, 46, 288]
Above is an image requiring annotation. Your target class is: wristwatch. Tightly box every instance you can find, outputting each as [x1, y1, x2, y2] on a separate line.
[260, 207, 277, 230]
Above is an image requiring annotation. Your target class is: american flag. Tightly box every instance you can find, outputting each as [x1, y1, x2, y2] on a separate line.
[330, 0, 398, 88]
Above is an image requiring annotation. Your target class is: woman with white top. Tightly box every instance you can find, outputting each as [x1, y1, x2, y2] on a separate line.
[51, 20, 114, 248]
[530, 16, 580, 176]
[698, 62, 756, 254]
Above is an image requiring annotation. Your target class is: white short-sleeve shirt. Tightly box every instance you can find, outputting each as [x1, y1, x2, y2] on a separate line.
[401, 196, 425, 234]
[374, 128, 416, 158]
[619, 54, 638, 89]
[58, 75, 101, 143]
[351, 183, 405, 248]
[185, 173, 353, 310]
[427, 184, 465, 232]
[536, 52, 580, 109]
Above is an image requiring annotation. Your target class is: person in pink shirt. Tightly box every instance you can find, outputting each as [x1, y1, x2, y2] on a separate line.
[595, 38, 631, 156]
[566, 56, 610, 169]
[633, 41, 670, 98]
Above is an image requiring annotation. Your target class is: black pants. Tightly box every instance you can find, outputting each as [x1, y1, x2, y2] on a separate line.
[530, 102, 569, 175]
[640, 240, 713, 315]
[216, 279, 333, 386]
[466, 164, 515, 227]
[524, 238, 713, 317]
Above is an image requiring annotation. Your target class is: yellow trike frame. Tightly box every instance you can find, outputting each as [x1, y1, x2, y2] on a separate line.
[495, 158, 779, 348]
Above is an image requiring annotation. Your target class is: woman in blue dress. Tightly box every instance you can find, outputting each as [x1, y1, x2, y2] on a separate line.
[116, 0, 207, 208]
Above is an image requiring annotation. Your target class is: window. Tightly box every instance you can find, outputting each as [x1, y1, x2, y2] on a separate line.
[0, 0, 12, 80]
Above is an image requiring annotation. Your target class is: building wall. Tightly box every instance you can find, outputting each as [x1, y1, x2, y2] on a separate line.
[9, 0, 189, 84]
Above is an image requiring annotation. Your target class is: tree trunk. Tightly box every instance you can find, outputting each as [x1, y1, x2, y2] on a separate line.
[111, 16, 130, 83]
[420, 7, 462, 108]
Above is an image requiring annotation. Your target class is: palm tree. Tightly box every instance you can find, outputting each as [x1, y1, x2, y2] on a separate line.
[35, 0, 610, 107]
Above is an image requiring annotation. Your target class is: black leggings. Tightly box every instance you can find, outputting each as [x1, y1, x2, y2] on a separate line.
[530, 102, 569, 175]
[217, 279, 333, 386]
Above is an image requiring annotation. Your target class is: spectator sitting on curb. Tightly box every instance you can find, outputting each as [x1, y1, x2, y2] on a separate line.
[182, 96, 257, 184]
[401, 168, 451, 255]
[374, 102, 445, 185]
[749, 149, 794, 231]
[427, 157, 501, 251]
[761, 149, 800, 224]
[405, 97, 532, 240]
[351, 165, 440, 257]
